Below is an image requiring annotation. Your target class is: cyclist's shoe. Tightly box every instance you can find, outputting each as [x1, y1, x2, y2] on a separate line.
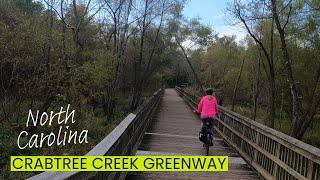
[199, 131, 206, 142]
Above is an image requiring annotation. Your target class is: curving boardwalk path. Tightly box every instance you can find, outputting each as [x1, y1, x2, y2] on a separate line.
[126, 89, 260, 180]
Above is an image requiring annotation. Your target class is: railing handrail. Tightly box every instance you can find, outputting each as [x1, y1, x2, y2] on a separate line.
[29, 88, 164, 180]
[219, 105, 320, 162]
[176, 86, 320, 180]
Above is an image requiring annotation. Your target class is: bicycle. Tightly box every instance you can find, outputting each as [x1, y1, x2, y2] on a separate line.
[199, 118, 213, 156]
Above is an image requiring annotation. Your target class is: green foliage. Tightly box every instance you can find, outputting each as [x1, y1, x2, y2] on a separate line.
[0, 0, 183, 178]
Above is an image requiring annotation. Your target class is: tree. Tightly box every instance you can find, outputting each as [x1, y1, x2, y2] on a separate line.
[231, 58, 245, 110]
[232, 0, 277, 128]
[271, 0, 320, 139]
[170, 17, 214, 94]
[130, 0, 178, 110]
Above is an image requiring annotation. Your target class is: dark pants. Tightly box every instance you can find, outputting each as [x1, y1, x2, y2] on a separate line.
[201, 118, 216, 136]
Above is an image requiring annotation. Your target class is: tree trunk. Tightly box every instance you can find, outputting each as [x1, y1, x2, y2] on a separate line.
[177, 40, 205, 93]
[231, 59, 245, 110]
[271, 0, 302, 138]
[235, 2, 277, 127]
[267, 77, 276, 128]
[252, 57, 261, 121]
[130, 0, 148, 111]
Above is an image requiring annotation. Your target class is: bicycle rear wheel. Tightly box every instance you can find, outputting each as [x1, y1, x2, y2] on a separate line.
[206, 134, 210, 155]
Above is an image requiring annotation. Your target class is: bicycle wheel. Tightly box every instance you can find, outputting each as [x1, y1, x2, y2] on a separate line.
[206, 134, 210, 155]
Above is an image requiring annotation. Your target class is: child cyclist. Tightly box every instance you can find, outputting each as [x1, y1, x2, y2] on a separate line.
[194, 88, 218, 146]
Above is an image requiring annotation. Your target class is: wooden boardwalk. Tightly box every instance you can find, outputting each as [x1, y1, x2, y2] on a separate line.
[126, 89, 260, 180]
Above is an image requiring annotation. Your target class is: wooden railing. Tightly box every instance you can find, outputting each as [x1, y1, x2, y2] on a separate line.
[176, 86, 320, 180]
[29, 89, 164, 180]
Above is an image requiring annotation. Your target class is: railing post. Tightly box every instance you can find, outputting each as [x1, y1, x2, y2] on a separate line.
[253, 132, 260, 163]
[272, 142, 281, 179]
[307, 159, 314, 180]
[240, 124, 245, 153]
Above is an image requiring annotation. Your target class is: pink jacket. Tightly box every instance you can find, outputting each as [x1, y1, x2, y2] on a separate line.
[197, 95, 218, 118]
